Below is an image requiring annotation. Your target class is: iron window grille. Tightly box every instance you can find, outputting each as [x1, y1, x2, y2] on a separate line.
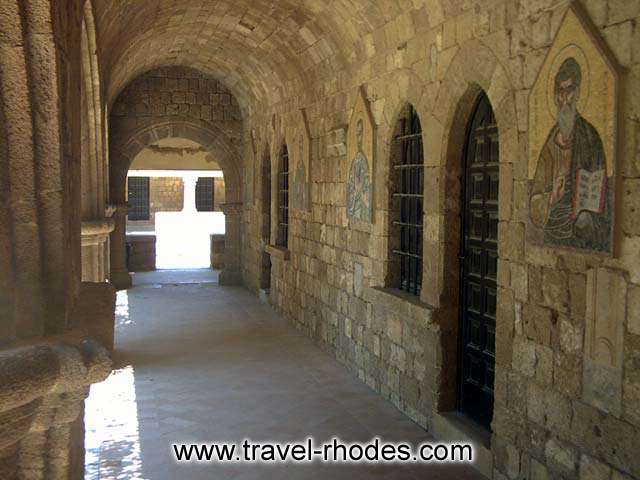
[195, 177, 215, 212]
[392, 105, 424, 295]
[277, 145, 289, 248]
[127, 176, 150, 221]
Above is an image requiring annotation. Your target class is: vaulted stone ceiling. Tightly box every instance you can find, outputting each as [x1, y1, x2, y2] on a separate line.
[93, 0, 446, 112]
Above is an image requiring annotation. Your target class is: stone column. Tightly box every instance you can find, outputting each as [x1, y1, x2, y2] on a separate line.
[218, 202, 243, 285]
[81, 218, 114, 282]
[109, 204, 132, 290]
[182, 174, 198, 213]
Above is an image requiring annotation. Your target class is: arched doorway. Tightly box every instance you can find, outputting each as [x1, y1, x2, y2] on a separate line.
[125, 137, 226, 270]
[458, 93, 499, 429]
[109, 120, 243, 287]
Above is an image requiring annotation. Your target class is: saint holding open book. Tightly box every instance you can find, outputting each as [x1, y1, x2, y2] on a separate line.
[530, 58, 611, 252]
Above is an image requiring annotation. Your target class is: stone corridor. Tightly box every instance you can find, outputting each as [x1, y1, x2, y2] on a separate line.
[2, 1, 640, 479]
[85, 273, 482, 479]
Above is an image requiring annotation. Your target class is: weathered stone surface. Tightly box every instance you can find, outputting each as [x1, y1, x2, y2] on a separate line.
[522, 304, 553, 346]
[622, 179, 640, 236]
[628, 284, 640, 336]
[579, 454, 612, 480]
[542, 268, 569, 313]
[545, 437, 577, 477]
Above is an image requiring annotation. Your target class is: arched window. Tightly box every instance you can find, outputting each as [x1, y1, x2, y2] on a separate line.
[389, 105, 424, 295]
[277, 144, 289, 248]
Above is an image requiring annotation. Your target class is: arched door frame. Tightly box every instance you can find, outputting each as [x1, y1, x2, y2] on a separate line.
[109, 119, 243, 285]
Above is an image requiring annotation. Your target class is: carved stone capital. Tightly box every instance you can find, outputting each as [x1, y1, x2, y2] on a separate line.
[112, 203, 129, 217]
[81, 218, 115, 246]
[220, 202, 243, 216]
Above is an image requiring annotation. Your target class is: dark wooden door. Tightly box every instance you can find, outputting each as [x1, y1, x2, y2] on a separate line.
[458, 93, 498, 429]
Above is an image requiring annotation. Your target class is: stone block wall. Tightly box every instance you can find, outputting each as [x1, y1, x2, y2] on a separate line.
[241, 1, 640, 479]
[214, 177, 226, 210]
[127, 177, 183, 231]
[110, 66, 241, 135]
[151, 177, 184, 213]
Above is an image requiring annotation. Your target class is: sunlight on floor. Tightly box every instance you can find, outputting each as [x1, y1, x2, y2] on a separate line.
[115, 290, 132, 327]
[85, 366, 143, 480]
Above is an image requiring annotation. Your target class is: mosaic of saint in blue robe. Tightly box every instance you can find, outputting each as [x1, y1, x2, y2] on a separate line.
[347, 119, 372, 221]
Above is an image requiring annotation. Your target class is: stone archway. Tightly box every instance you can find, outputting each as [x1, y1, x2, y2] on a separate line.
[428, 41, 518, 430]
[109, 119, 243, 287]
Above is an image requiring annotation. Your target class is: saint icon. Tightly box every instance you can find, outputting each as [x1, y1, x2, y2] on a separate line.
[347, 119, 372, 221]
[530, 57, 611, 251]
[293, 134, 307, 210]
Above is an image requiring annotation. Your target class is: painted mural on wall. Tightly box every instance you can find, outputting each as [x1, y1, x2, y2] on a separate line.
[346, 86, 374, 223]
[527, 3, 618, 254]
[245, 128, 258, 205]
[291, 109, 311, 212]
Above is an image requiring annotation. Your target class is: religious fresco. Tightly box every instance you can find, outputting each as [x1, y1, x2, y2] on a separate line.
[527, 3, 618, 254]
[291, 109, 311, 212]
[245, 128, 258, 205]
[346, 86, 374, 223]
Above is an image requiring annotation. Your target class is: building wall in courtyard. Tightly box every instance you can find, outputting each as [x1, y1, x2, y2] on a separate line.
[126, 177, 225, 232]
[241, 2, 640, 479]
[126, 177, 183, 232]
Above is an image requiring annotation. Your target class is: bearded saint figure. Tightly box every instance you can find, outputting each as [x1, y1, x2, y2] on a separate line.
[530, 57, 611, 252]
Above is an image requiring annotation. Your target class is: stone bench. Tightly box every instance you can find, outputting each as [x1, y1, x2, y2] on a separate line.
[126, 234, 156, 272]
[210, 234, 225, 269]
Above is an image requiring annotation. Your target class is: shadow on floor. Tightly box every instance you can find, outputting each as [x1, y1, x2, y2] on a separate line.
[86, 282, 486, 480]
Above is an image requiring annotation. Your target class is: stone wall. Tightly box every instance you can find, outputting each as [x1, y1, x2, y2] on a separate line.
[241, 1, 640, 479]
[214, 177, 226, 210]
[127, 177, 184, 232]
[151, 177, 184, 213]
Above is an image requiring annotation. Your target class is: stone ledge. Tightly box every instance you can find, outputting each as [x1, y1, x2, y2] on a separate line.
[265, 244, 290, 261]
[365, 286, 434, 322]
[81, 218, 115, 237]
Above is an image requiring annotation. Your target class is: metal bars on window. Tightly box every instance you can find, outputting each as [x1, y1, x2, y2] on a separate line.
[277, 145, 289, 248]
[195, 177, 215, 212]
[127, 177, 150, 221]
[393, 106, 424, 295]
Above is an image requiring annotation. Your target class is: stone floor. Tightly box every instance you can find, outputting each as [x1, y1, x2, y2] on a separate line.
[85, 271, 485, 479]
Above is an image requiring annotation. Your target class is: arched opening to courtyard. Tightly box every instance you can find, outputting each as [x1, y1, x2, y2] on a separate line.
[124, 137, 227, 272]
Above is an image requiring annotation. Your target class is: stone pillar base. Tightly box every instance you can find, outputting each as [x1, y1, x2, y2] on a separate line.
[110, 270, 132, 290]
[219, 269, 242, 286]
